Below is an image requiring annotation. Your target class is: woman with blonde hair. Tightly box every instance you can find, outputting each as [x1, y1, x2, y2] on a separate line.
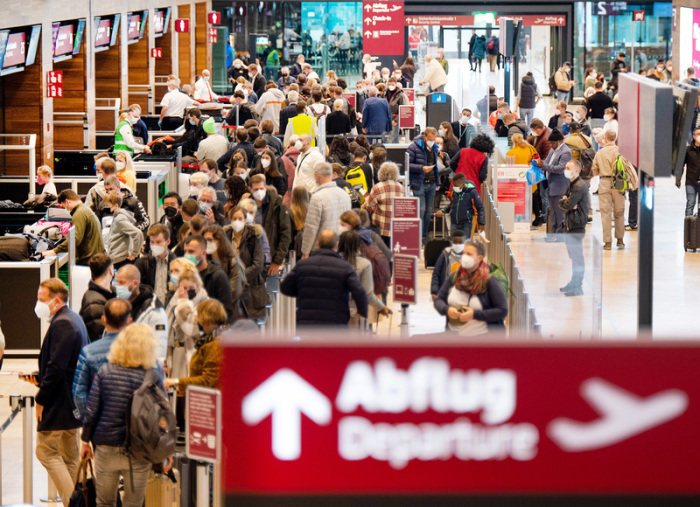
[114, 151, 137, 191]
[80, 324, 167, 507]
[165, 260, 207, 378]
[506, 133, 538, 165]
[36, 165, 57, 196]
[289, 186, 309, 259]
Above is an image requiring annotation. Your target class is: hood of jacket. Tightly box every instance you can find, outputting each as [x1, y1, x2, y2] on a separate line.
[115, 208, 136, 223]
[357, 227, 373, 245]
[131, 284, 162, 318]
[267, 88, 286, 101]
[522, 75, 535, 86]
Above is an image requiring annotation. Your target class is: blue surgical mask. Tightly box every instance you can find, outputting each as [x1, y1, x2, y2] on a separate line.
[199, 202, 212, 214]
[189, 119, 196, 126]
[170, 275, 179, 287]
[185, 254, 200, 265]
[115, 285, 133, 299]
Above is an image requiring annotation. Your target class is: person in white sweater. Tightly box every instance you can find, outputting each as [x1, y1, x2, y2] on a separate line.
[254, 82, 287, 134]
[103, 191, 143, 268]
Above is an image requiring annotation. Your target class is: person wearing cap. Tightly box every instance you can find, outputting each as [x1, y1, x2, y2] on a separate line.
[534, 128, 572, 240]
[554, 62, 575, 104]
[609, 52, 627, 94]
[196, 118, 229, 163]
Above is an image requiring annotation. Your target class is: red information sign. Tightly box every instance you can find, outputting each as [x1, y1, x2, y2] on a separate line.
[46, 71, 63, 98]
[151, 47, 162, 58]
[398, 105, 414, 130]
[222, 341, 700, 497]
[392, 197, 418, 219]
[403, 88, 415, 105]
[363, 1, 404, 56]
[497, 181, 527, 215]
[208, 11, 222, 25]
[391, 218, 420, 258]
[392, 254, 417, 304]
[186, 386, 222, 463]
[342, 92, 356, 109]
[633, 10, 646, 21]
[175, 18, 190, 33]
[208, 27, 218, 44]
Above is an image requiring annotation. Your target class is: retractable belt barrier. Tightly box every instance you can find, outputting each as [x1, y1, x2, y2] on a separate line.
[267, 252, 297, 337]
[0, 395, 35, 505]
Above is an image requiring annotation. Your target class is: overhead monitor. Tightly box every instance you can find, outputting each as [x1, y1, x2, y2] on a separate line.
[53, 23, 74, 57]
[72, 19, 85, 54]
[110, 15, 120, 46]
[94, 18, 111, 49]
[25, 25, 41, 66]
[127, 13, 141, 41]
[154, 8, 170, 36]
[2, 32, 25, 69]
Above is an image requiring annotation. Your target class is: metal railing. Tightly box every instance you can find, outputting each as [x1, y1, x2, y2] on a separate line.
[0, 395, 34, 504]
[482, 186, 541, 337]
[267, 252, 297, 337]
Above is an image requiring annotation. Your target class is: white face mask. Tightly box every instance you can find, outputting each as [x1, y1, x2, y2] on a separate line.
[189, 186, 201, 198]
[203, 75, 210, 82]
[426, 140, 434, 148]
[253, 189, 266, 201]
[294, 140, 304, 151]
[436, 143, 443, 151]
[206, 241, 218, 255]
[574, 112, 581, 121]
[453, 186, 463, 193]
[695, 136, 700, 143]
[261, 158, 271, 168]
[460, 116, 469, 125]
[388, 85, 396, 91]
[604, 115, 612, 122]
[34, 299, 52, 320]
[246, 212, 255, 223]
[129, 117, 139, 125]
[150, 244, 166, 257]
[237, 173, 247, 180]
[339, 224, 351, 233]
[564, 169, 575, 180]
[116, 161, 125, 171]
[452, 243, 465, 254]
[234, 63, 241, 69]
[461, 254, 476, 270]
[231, 219, 245, 232]
[438, 129, 445, 136]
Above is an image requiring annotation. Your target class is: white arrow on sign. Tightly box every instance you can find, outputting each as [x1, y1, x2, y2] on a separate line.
[242, 369, 331, 460]
[548, 378, 688, 452]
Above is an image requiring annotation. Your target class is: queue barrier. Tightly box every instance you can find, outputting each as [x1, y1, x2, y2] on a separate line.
[0, 395, 34, 505]
[266, 251, 297, 337]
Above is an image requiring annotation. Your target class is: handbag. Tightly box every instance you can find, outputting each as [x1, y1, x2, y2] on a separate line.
[250, 275, 270, 309]
[68, 458, 96, 507]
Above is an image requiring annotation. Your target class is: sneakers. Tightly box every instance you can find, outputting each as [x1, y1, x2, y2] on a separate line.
[564, 286, 584, 297]
[544, 235, 562, 243]
[617, 239, 625, 248]
[625, 224, 638, 231]
[603, 242, 612, 250]
[531, 218, 544, 227]
[560, 282, 574, 292]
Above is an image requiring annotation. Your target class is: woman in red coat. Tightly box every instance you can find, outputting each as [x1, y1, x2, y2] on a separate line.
[448, 134, 495, 197]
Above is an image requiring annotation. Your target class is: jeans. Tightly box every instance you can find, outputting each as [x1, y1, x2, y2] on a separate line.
[565, 232, 585, 287]
[414, 182, 436, 238]
[519, 108, 535, 130]
[686, 184, 700, 216]
[628, 187, 638, 226]
[450, 220, 473, 237]
[36, 429, 80, 507]
[556, 90, 570, 104]
[589, 118, 605, 151]
[94, 445, 152, 507]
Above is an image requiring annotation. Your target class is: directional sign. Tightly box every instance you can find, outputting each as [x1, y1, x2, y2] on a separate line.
[151, 47, 162, 58]
[208, 27, 218, 44]
[398, 104, 414, 130]
[363, 1, 404, 56]
[222, 341, 700, 501]
[391, 218, 420, 258]
[46, 71, 63, 98]
[175, 18, 189, 33]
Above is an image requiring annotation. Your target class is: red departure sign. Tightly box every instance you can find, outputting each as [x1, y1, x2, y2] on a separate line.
[175, 18, 189, 33]
[186, 386, 222, 463]
[208, 27, 218, 44]
[404, 14, 566, 27]
[342, 92, 356, 109]
[222, 341, 700, 497]
[363, 1, 404, 56]
[391, 218, 420, 258]
[46, 71, 63, 98]
[151, 47, 162, 58]
[403, 88, 415, 105]
[208, 11, 221, 25]
[393, 254, 417, 304]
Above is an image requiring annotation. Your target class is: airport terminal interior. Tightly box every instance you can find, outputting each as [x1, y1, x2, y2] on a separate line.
[0, 0, 699, 504]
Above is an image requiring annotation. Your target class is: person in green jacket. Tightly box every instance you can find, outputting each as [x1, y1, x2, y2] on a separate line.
[43, 190, 105, 265]
[437, 48, 449, 75]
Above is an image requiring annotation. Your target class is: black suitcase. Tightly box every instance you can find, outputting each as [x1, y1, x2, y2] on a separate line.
[0, 236, 30, 261]
[172, 451, 198, 507]
[684, 216, 700, 252]
[424, 214, 450, 269]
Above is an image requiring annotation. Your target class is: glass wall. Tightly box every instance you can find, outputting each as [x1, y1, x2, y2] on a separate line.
[214, 1, 365, 87]
[573, 2, 672, 92]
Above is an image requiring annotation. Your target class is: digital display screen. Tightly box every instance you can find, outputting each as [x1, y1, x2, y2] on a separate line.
[128, 14, 141, 40]
[3, 32, 26, 68]
[110, 15, 120, 46]
[256, 35, 269, 45]
[154, 10, 165, 34]
[72, 19, 85, 54]
[25, 25, 41, 66]
[95, 18, 111, 47]
[54, 24, 74, 56]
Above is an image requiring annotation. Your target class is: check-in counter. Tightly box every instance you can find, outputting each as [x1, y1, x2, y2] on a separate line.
[384, 142, 411, 173]
[0, 227, 74, 355]
[133, 146, 183, 196]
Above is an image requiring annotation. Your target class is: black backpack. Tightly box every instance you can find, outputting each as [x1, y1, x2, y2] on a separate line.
[124, 369, 177, 465]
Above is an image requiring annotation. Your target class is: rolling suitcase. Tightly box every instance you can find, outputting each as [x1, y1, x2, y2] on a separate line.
[172, 451, 197, 507]
[145, 469, 181, 507]
[424, 214, 451, 269]
[684, 215, 700, 252]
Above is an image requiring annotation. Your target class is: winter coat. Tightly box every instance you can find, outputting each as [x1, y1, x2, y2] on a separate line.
[37, 305, 88, 431]
[135, 251, 176, 293]
[166, 287, 208, 368]
[559, 177, 590, 233]
[280, 248, 368, 326]
[72, 331, 119, 419]
[408, 135, 441, 191]
[473, 36, 487, 60]
[423, 59, 448, 91]
[431, 246, 462, 295]
[177, 336, 222, 393]
[260, 187, 292, 266]
[361, 96, 393, 134]
[199, 261, 236, 322]
[79, 281, 115, 342]
[441, 181, 485, 226]
[348, 256, 386, 317]
[97, 187, 150, 232]
[106, 209, 143, 264]
[449, 148, 488, 196]
[326, 111, 352, 136]
[434, 276, 508, 329]
[519, 75, 538, 109]
[225, 224, 265, 319]
[131, 285, 168, 360]
[254, 87, 287, 133]
[543, 142, 573, 196]
[82, 363, 163, 446]
[507, 120, 529, 142]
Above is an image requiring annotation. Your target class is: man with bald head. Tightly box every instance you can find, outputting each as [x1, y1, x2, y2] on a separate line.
[114, 264, 168, 360]
[194, 69, 218, 102]
[281, 230, 368, 327]
[293, 133, 325, 193]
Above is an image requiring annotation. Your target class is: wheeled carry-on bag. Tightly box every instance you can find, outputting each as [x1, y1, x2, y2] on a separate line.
[684, 215, 700, 252]
[424, 214, 451, 269]
[145, 469, 181, 507]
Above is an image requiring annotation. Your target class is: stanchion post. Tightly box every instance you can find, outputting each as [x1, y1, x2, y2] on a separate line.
[196, 463, 208, 507]
[23, 396, 34, 505]
[213, 463, 222, 507]
[400, 303, 409, 338]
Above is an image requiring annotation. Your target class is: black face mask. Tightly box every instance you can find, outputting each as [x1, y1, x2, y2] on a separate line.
[187, 288, 197, 300]
[164, 206, 179, 218]
[282, 74, 288, 78]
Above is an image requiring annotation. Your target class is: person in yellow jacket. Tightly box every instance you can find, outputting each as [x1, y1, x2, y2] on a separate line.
[283, 102, 317, 147]
[554, 62, 576, 104]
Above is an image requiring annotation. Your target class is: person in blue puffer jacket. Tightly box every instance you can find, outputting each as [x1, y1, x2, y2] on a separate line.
[407, 128, 441, 240]
[436, 172, 485, 236]
[80, 324, 167, 507]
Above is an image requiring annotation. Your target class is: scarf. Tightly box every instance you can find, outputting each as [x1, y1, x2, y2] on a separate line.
[454, 261, 490, 295]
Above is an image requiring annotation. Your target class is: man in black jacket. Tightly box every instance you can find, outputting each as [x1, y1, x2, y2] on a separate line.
[249, 64, 267, 99]
[217, 127, 257, 173]
[279, 90, 300, 138]
[281, 230, 368, 326]
[79, 253, 115, 342]
[97, 175, 150, 232]
[249, 175, 292, 276]
[30, 278, 87, 506]
[558, 160, 589, 297]
[169, 108, 207, 158]
[159, 192, 184, 247]
[677, 127, 700, 216]
[609, 52, 627, 93]
[226, 90, 255, 129]
[135, 224, 175, 304]
[184, 235, 235, 322]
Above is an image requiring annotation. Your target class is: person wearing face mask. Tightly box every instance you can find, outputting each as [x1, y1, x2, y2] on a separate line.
[158, 192, 184, 247]
[594, 107, 618, 147]
[239, 197, 272, 264]
[292, 134, 325, 193]
[277, 66, 297, 90]
[573, 105, 592, 137]
[247, 64, 267, 99]
[534, 128, 572, 239]
[195, 118, 229, 164]
[437, 172, 485, 236]
[135, 224, 176, 305]
[188, 171, 208, 202]
[114, 109, 150, 156]
[96, 175, 150, 235]
[159, 77, 199, 130]
[169, 108, 207, 158]
[223, 208, 265, 319]
[385, 78, 408, 127]
[29, 279, 88, 507]
[164, 261, 208, 380]
[43, 190, 105, 264]
[558, 160, 589, 296]
[36, 165, 57, 197]
[361, 86, 393, 135]
[103, 191, 143, 270]
[408, 127, 441, 241]
[433, 239, 508, 335]
[450, 109, 478, 150]
[278, 91, 300, 138]
[548, 101, 569, 130]
[198, 187, 226, 227]
[85, 156, 116, 212]
[113, 151, 137, 193]
[203, 225, 245, 304]
[609, 52, 627, 93]
[252, 151, 288, 203]
[226, 90, 255, 131]
[419, 54, 447, 93]
[194, 69, 219, 102]
[79, 254, 116, 343]
[554, 61, 575, 104]
[114, 264, 169, 359]
[183, 235, 235, 322]
[431, 230, 467, 302]
[198, 159, 227, 204]
[228, 58, 248, 84]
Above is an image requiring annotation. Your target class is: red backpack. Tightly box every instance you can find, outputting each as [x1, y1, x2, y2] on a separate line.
[487, 39, 495, 50]
[363, 242, 391, 295]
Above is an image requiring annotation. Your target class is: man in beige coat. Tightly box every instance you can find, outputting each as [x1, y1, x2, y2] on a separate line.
[419, 55, 448, 93]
